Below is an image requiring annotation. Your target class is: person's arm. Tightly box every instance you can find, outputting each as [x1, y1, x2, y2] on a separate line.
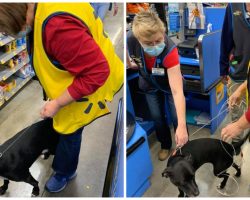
[228, 80, 247, 109]
[167, 65, 188, 146]
[41, 15, 110, 118]
[220, 4, 234, 80]
[221, 112, 250, 141]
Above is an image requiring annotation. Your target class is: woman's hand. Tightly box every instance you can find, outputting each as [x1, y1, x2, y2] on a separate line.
[175, 125, 189, 147]
[40, 99, 62, 118]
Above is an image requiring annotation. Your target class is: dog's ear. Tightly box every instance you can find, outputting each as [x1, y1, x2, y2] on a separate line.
[184, 153, 193, 164]
[162, 167, 172, 178]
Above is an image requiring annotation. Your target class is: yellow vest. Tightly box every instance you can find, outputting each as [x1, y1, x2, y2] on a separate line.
[33, 3, 123, 134]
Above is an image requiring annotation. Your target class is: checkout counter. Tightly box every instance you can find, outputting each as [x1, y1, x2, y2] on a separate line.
[126, 111, 153, 197]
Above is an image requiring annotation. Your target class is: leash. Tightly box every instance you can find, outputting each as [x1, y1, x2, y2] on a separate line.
[174, 98, 246, 196]
[0, 117, 42, 159]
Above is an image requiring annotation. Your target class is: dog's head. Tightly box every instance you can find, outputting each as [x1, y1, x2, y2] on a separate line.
[162, 154, 199, 197]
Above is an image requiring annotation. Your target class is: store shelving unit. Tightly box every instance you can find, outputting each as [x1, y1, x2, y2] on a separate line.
[0, 35, 33, 109]
[0, 45, 26, 64]
[0, 57, 29, 81]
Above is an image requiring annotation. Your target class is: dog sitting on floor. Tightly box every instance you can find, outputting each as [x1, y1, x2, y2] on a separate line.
[0, 118, 59, 196]
[162, 138, 241, 197]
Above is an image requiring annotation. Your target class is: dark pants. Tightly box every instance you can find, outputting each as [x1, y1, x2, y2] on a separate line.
[145, 90, 177, 149]
[52, 127, 83, 176]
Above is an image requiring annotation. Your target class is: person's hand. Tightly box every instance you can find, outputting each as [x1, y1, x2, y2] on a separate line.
[113, 3, 118, 16]
[221, 122, 243, 141]
[40, 99, 62, 118]
[221, 75, 229, 85]
[175, 125, 189, 147]
[228, 89, 242, 110]
[127, 59, 139, 70]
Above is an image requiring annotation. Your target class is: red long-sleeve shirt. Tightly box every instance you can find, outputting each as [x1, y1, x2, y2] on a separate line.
[43, 15, 110, 100]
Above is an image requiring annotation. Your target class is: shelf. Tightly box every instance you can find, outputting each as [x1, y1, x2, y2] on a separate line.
[0, 57, 30, 81]
[0, 45, 26, 64]
[0, 36, 15, 47]
[4, 75, 33, 101]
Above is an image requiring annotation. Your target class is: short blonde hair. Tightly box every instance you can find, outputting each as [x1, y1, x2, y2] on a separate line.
[132, 10, 166, 40]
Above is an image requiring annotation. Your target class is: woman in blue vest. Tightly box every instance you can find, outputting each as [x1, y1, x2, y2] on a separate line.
[127, 10, 188, 161]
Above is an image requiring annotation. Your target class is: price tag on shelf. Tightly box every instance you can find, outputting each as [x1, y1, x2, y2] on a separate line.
[0, 60, 4, 64]
[13, 51, 17, 56]
[2, 76, 6, 81]
[0, 42, 3, 46]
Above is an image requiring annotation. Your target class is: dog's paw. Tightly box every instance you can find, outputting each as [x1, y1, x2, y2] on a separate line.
[235, 170, 241, 177]
[41, 153, 50, 160]
[0, 187, 6, 195]
[31, 188, 39, 197]
[217, 183, 225, 190]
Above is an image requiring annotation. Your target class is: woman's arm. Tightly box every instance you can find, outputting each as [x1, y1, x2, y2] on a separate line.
[167, 65, 188, 146]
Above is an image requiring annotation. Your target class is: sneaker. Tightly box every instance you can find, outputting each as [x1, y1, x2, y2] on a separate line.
[158, 149, 170, 161]
[45, 172, 77, 193]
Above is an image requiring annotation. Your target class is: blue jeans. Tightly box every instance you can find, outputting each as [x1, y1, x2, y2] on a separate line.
[52, 127, 83, 176]
[145, 90, 177, 149]
[90, 3, 110, 21]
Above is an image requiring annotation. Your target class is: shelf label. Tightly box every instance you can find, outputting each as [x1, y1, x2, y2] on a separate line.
[0, 60, 4, 64]
[0, 42, 3, 46]
[2, 76, 6, 80]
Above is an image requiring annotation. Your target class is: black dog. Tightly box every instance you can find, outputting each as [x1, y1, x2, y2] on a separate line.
[162, 138, 241, 197]
[0, 118, 59, 196]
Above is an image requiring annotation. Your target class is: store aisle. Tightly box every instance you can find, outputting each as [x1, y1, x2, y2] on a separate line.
[0, 3, 123, 197]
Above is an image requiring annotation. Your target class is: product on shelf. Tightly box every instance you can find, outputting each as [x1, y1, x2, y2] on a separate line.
[5, 43, 11, 53]
[21, 51, 27, 60]
[13, 56, 18, 65]
[16, 38, 23, 47]
[11, 41, 17, 50]
[8, 59, 15, 68]
[22, 36, 26, 45]
[0, 78, 16, 92]
[15, 64, 32, 79]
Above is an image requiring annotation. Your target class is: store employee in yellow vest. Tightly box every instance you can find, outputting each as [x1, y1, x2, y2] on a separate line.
[0, 3, 123, 193]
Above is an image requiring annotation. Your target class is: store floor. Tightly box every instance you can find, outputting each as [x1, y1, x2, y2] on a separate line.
[144, 116, 250, 197]
[0, 4, 123, 197]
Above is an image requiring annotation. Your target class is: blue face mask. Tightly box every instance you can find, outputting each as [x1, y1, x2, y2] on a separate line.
[142, 42, 166, 57]
[16, 25, 32, 38]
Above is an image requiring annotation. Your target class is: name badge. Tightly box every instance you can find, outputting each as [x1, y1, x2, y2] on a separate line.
[152, 67, 165, 76]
